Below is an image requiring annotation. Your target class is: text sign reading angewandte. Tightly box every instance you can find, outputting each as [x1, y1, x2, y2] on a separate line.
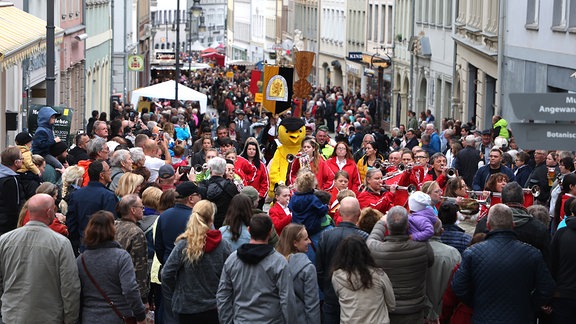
[509, 122, 576, 151]
[509, 93, 576, 121]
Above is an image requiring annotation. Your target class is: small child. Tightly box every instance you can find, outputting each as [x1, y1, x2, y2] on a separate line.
[31, 107, 64, 171]
[15, 132, 40, 175]
[288, 170, 328, 236]
[407, 191, 438, 241]
[313, 190, 334, 228]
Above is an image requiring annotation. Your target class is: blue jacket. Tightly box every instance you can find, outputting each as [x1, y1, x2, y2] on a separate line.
[66, 181, 118, 253]
[289, 191, 328, 236]
[154, 204, 193, 264]
[472, 164, 515, 191]
[440, 223, 471, 255]
[452, 230, 555, 324]
[429, 132, 441, 154]
[32, 106, 58, 156]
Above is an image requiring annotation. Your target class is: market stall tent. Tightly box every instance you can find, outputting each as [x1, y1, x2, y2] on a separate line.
[130, 80, 208, 113]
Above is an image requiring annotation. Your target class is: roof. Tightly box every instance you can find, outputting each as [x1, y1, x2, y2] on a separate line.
[0, 3, 64, 71]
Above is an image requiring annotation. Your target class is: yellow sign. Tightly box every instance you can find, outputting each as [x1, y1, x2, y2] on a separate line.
[255, 93, 263, 103]
[128, 55, 145, 71]
[226, 71, 234, 79]
[361, 53, 391, 69]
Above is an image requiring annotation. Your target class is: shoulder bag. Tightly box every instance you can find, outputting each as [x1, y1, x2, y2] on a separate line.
[81, 255, 138, 324]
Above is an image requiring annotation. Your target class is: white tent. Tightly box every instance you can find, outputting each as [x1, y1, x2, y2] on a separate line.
[130, 80, 208, 113]
[190, 40, 205, 52]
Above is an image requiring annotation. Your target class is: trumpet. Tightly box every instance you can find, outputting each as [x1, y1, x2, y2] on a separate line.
[374, 159, 392, 170]
[383, 184, 417, 194]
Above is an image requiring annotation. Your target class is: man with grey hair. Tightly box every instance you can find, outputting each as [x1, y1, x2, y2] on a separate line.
[368, 206, 434, 324]
[107, 149, 133, 191]
[474, 181, 550, 262]
[425, 123, 441, 154]
[199, 157, 239, 228]
[316, 197, 368, 323]
[92, 120, 108, 139]
[452, 204, 555, 323]
[425, 219, 461, 322]
[115, 194, 149, 308]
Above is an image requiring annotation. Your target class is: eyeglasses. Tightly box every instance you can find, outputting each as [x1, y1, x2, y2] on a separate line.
[132, 205, 145, 209]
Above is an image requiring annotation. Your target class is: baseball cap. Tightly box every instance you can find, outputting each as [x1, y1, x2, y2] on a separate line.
[175, 181, 202, 198]
[159, 164, 175, 179]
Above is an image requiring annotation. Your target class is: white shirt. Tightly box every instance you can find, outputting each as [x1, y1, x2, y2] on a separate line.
[144, 155, 166, 182]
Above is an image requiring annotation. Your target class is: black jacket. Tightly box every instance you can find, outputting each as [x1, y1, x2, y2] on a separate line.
[549, 216, 576, 298]
[525, 162, 551, 204]
[454, 146, 481, 188]
[475, 204, 551, 263]
[452, 230, 555, 323]
[315, 222, 368, 307]
[199, 176, 239, 228]
[0, 165, 24, 235]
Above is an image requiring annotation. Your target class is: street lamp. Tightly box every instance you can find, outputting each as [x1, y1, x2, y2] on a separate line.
[191, 0, 202, 18]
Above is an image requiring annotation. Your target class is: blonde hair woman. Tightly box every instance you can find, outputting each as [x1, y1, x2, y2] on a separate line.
[115, 172, 145, 198]
[59, 165, 85, 214]
[161, 200, 231, 323]
[276, 223, 320, 323]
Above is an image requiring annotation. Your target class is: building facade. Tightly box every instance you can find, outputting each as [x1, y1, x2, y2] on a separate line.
[85, 0, 112, 127]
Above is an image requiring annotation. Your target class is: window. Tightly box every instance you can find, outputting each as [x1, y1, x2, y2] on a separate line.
[552, 0, 568, 29]
[526, 0, 540, 28]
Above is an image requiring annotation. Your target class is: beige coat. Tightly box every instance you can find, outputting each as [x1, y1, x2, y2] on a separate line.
[332, 267, 396, 324]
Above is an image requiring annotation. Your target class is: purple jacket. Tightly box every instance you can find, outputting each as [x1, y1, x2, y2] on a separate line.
[408, 207, 437, 241]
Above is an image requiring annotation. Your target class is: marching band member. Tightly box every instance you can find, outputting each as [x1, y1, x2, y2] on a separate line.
[422, 153, 450, 189]
[288, 137, 333, 190]
[357, 168, 396, 214]
[325, 141, 361, 192]
[268, 184, 292, 235]
[357, 141, 385, 183]
[235, 137, 269, 209]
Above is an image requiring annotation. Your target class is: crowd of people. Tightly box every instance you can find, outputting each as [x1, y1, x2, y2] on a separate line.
[0, 66, 573, 324]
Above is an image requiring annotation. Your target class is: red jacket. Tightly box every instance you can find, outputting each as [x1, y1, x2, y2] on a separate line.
[268, 202, 292, 234]
[22, 211, 69, 237]
[325, 157, 361, 192]
[357, 189, 396, 214]
[234, 156, 269, 198]
[288, 157, 334, 190]
[422, 169, 448, 189]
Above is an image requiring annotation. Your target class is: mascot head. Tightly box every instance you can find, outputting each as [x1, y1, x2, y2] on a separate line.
[278, 117, 306, 147]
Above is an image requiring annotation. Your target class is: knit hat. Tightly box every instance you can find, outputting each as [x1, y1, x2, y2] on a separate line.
[15, 132, 33, 145]
[408, 191, 432, 212]
[49, 141, 68, 157]
[241, 186, 259, 203]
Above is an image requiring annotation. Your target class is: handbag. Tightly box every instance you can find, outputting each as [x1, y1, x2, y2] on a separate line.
[81, 255, 138, 324]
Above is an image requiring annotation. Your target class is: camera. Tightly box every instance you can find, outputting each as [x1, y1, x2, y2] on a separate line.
[179, 166, 192, 174]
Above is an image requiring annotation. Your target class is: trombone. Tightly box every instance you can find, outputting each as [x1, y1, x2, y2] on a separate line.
[383, 184, 417, 194]
[445, 168, 457, 178]
[523, 185, 541, 198]
[441, 196, 490, 214]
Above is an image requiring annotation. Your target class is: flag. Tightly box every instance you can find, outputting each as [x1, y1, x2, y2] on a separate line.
[249, 70, 263, 96]
[262, 65, 294, 114]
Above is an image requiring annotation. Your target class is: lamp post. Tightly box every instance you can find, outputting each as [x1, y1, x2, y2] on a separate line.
[175, 0, 182, 107]
[188, 1, 203, 74]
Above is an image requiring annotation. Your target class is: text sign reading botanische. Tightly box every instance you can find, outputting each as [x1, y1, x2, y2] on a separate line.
[509, 93, 576, 121]
[509, 122, 576, 151]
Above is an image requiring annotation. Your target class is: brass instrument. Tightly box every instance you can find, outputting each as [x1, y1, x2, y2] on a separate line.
[383, 184, 417, 194]
[529, 185, 541, 197]
[445, 168, 457, 178]
[287, 152, 310, 170]
[442, 196, 490, 215]
[466, 190, 501, 199]
[374, 159, 392, 170]
[286, 154, 298, 163]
